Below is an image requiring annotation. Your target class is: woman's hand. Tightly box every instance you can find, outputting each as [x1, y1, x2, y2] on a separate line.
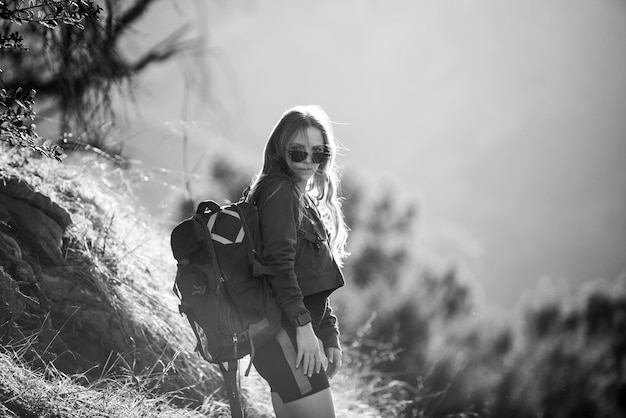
[325, 347, 342, 379]
[295, 323, 321, 377]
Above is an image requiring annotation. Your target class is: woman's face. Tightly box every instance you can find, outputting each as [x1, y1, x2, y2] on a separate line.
[286, 126, 325, 191]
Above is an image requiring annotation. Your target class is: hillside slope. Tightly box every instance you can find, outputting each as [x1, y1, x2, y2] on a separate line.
[0, 150, 386, 417]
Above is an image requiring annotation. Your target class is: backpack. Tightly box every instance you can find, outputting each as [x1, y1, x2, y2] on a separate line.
[171, 198, 282, 417]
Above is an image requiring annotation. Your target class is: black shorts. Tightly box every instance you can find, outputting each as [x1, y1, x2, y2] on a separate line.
[252, 318, 330, 403]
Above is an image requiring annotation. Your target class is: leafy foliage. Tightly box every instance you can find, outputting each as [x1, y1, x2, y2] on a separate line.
[330, 173, 626, 417]
[0, 1, 100, 159]
[1, 86, 65, 159]
[504, 278, 626, 418]
[344, 187, 417, 287]
[0, 29, 25, 48]
[1, 0, 194, 160]
[0, 0, 101, 28]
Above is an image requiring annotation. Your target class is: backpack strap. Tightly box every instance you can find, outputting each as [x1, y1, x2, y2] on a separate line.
[172, 282, 212, 362]
[185, 309, 211, 362]
[297, 228, 323, 249]
[231, 203, 274, 277]
[199, 215, 227, 296]
[219, 360, 244, 418]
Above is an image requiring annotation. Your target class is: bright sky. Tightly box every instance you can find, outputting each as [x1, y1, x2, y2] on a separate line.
[121, 0, 626, 309]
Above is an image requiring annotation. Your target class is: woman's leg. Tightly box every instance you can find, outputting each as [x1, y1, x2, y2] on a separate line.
[253, 318, 336, 417]
[271, 388, 336, 418]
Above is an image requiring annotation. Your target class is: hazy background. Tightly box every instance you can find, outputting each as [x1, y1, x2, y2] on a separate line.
[116, 0, 626, 310]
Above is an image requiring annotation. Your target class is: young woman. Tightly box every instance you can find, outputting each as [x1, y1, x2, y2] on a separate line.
[247, 105, 349, 417]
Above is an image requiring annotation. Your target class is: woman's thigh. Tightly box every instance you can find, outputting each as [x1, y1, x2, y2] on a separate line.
[252, 323, 331, 405]
[272, 387, 336, 418]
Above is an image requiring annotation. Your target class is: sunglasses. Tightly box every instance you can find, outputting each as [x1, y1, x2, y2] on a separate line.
[288, 149, 331, 164]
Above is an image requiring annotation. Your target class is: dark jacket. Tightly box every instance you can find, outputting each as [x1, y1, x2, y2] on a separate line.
[252, 174, 345, 349]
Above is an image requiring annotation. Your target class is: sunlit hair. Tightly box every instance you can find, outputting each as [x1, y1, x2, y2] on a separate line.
[248, 105, 349, 265]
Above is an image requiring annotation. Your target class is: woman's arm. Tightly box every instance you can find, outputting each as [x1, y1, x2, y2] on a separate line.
[257, 179, 310, 325]
[318, 298, 340, 350]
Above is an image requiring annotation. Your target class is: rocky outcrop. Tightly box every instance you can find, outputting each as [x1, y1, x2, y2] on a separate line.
[0, 178, 65, 324]
[0, 178, 71, 266]
[0, 177, 96, 373]
[0, 172, 220, 407]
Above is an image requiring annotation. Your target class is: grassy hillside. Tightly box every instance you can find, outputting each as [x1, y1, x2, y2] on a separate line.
[0, 148, 405, 417]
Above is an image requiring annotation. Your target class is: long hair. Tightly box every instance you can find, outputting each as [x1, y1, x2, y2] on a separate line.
[248, 105, 349, 265]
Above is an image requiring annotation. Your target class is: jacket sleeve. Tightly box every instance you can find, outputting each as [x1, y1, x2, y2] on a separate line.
[257, 178, 310, 326]
[318, 298, 340, 350]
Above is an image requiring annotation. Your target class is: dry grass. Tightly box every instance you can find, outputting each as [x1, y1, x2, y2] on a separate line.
[0, 349, 209, 417]
[0, 147, 410, 417]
